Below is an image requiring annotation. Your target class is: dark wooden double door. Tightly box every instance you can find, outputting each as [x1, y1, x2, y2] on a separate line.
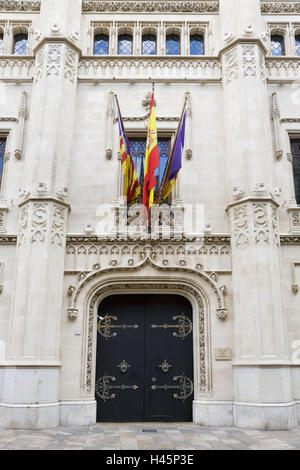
[96, 294, 194, 422]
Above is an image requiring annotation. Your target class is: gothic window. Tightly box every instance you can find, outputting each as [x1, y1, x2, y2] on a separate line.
[270, 34, 285, 56]
[166, 34, 180, 55]
[291, 139, 300, 204]
[94, 34, 109, 55]
[13, 33, 28, 55]
[0, 138, 6, 188]
[142, 34, 156, 55]
[190, 34, 204, 55]
[129, 137, 171, 200]
[0, 32, 3, 53]
[118, 34, 133, 55]
[295, 35, 300, 56]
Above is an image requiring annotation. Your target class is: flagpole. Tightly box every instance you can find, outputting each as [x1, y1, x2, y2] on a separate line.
[156, 96, 188, 207]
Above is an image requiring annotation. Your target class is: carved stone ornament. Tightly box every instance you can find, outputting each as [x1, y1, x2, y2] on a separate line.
[291, 284, 299, 295]
[261, 2, 300, 14]
[68, 307, 78, 320]
[82, 1, 220, 13]
[216, 308, 228, 320]
[0, 0, 40, 11]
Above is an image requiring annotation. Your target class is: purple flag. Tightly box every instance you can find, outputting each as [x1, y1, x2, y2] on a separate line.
[168, 111, 186, 182]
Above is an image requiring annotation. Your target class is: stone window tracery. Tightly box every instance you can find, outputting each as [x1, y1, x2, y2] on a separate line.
[0, 21, 32, 55]
[128, 137, 171, 201]
[0, 137, 7, 190]
[94, 34, 109, 55]
[271, 34, 285, 56]
[291, 139, 300, 205]
[13, 33, 28, 55]
[166, 34, 180, 55]
[190, 34, 204, 55]
[90, 21, 209, 56]
[295, 35, 300, 56]
[118, 34, 133, 55]
[0, 31, 3, 54]
[142, 34, 156, 55]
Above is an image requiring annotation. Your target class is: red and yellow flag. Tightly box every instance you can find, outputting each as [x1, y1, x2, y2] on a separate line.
[143, 93, 159, 213]
[116, 98, 140, 205]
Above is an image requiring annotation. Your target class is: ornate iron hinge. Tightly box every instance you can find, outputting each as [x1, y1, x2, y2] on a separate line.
[151, 313, 192, 340]
[151, 374, 193, 401]
[97, 314, 139, 340]
[96, 374, 138, 402]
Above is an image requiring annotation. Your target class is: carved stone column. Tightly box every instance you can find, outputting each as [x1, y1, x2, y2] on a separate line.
[220, 0, 297, 429]
[0, 0, 82, 430]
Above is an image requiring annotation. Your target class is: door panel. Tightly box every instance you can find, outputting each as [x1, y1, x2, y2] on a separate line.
[96, 294, 193, 422]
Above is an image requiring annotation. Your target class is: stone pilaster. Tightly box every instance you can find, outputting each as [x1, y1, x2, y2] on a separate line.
[0, 0, 82, 429]
[220, 0, 297, 429]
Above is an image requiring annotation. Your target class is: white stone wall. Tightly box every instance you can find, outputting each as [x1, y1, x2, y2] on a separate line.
[0, 0, 299, 429]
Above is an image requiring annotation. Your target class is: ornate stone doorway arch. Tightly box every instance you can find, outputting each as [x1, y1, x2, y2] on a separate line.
[66, 260, 227, 422]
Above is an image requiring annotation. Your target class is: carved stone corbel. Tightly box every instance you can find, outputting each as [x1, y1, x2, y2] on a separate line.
[184, 91, 193, 160]
[15, 92, 27, 160]
[105, 91, 115, 160]
[271, 92, 283, 161]
[216, 308, 228, 320]
[68, 307, 78, 320]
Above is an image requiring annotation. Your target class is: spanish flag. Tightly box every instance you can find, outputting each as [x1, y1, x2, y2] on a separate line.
[116, 96, 141, 205]
[143, 92, 159, 213]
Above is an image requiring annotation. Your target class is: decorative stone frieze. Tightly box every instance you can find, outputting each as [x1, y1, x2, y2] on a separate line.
[78, 57, 221, 82]
[0, 58, 34, 81]
[0, 0, 40, 12]
[261, 2, 300, 14]
[65, 239, 232, 274]
[266, 58, 300, 81]
[82, 0, 219, 13]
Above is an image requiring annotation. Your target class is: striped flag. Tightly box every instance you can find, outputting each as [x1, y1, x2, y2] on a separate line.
[116, 97, 141, 205]
[157, 103, 186, 202]
[143, 92, 159, 213]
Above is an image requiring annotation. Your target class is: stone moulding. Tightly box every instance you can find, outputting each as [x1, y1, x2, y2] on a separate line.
[0, 0, 40, 11]
[2, 234, 300, 245]
[65, 235, 231, 244]
[82, 0, 219, 14]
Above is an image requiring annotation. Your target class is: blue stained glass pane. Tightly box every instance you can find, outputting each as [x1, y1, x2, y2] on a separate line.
[142, 34, 156, 55]
[118, 35, 133, 55]
[271, 35, 285, 56]
[0, 138, 6, 186]
[13, 34, 28, 55]
[296, 35, 300, 56]
[190, 34, 204, 55]
[94, 34, 109, 55]
[166, 34, 180, 55]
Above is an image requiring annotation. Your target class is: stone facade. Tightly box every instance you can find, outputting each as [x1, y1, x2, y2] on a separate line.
[0, 0, 300, 430]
